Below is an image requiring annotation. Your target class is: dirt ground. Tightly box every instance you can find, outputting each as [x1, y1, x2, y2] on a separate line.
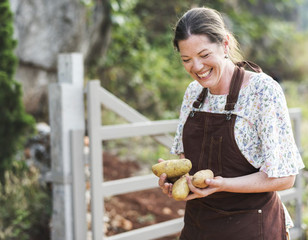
[102, 152, 186, 240]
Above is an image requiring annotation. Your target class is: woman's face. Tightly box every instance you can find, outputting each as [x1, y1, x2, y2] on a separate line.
[178, 34, 229, 94]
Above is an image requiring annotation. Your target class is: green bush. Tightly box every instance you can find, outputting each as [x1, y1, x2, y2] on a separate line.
[0, 0, 35, 178]
[0, 162, 51, 240]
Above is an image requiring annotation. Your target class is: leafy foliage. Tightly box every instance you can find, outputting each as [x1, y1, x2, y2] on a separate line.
[0, 162, 51, 240]
[88, 0, 191, 120]
[0, 0, 34, 178]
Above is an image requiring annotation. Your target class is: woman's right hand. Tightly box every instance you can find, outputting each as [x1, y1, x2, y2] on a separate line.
[157, 158, 173, 198]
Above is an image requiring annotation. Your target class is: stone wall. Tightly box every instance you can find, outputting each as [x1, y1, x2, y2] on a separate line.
[9, 0, 111, 120]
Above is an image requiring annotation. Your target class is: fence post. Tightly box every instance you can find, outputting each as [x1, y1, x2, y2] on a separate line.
[48, 53, 85, 240]
[87, 80, 104, 240]
[71, 129, 87, 240]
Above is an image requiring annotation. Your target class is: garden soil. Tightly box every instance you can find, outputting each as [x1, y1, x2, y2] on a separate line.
[101, 152, 186, 240]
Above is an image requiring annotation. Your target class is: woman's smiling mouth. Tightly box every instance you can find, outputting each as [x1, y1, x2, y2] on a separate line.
[197, 68, 213, 79]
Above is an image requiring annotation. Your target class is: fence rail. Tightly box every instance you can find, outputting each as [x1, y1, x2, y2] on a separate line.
[100, 120, 178, 140]
[102, 175, 157, 197]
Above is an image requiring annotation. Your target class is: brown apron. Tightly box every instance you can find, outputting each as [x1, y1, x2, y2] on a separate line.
[180, 62, 286, 240]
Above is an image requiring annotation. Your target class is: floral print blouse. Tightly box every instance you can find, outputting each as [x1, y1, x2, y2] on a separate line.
[170, 72, 304, 229]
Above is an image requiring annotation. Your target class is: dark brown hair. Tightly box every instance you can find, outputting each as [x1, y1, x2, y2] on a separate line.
[173, 7, 243, 63]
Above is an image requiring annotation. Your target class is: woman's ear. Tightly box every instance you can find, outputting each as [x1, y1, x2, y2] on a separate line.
[224, 34, 230, 54]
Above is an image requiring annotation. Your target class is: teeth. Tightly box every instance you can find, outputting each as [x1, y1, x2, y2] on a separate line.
[197, 69, 212, 78]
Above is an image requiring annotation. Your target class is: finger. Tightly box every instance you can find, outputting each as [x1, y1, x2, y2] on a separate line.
[163, 182, 172, 195]
[167, 183, 173, 198]
[162, 183, 169, 194]
[186, 175, 204, 195]
[158, 158, 164, 163]
[206, 176, 223, 189]
[158, 173, 167, 187]
[205, 178, 213, 186]
[185, 192, 199, 201]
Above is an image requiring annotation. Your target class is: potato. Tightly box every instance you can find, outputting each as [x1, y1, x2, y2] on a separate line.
[151, 159, 192, 179]
[192, 169, 214, 188]
[172, 174, 190, 201]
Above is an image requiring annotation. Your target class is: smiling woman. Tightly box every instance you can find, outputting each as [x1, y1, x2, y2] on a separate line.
[173, 7, 244, 95]
[156, 6, 304, 240]
[178, 34, 234, 95]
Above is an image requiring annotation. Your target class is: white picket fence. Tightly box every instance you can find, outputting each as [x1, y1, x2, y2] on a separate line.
[49, 53, 305, 240]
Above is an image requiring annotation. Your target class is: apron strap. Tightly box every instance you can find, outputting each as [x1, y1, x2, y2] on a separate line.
[225, 61, 262, 111]
[225, 66, 245, 111]
[193, 87, 208, 109]
[236, 60, 262, 73]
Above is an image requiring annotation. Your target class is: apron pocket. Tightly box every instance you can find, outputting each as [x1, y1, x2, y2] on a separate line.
[182, 200, 263, 240]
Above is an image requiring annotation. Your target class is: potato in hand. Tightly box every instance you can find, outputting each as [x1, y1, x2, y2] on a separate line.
[152, 159, 214, 201]
[172, 174, 190, 201]
[151, 159, 192, 179]
[192, 169, 214, 188]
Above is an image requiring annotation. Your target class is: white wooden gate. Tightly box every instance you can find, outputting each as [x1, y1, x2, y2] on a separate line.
[49, 53, 305, 240]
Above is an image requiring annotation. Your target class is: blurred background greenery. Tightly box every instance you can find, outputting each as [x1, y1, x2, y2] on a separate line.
[1, 0, 308, 239]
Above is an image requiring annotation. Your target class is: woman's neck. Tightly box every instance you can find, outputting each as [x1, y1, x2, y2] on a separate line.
[209, 60, 235, 95]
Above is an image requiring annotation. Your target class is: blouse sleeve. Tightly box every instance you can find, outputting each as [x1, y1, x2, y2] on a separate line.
[255, 75, 304, 177]
[170, 81, 200, 155]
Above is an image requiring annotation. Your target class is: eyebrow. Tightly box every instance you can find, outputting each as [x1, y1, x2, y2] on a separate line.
[180, 49, 209, 58]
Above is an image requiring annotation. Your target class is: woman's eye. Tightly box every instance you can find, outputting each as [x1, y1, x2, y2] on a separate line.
[182, 59, 190, 63]
[201, 54, 209, 58]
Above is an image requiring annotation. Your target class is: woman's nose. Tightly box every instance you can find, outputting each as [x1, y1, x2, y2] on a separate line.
[192, 59, 203, 71]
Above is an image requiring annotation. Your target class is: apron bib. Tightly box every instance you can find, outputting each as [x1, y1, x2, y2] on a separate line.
[180, 63, 286, 240]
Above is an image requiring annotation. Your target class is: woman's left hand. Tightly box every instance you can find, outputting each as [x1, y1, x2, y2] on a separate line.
[183, 171, 295, 201]
[184, 175, 225, 200]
